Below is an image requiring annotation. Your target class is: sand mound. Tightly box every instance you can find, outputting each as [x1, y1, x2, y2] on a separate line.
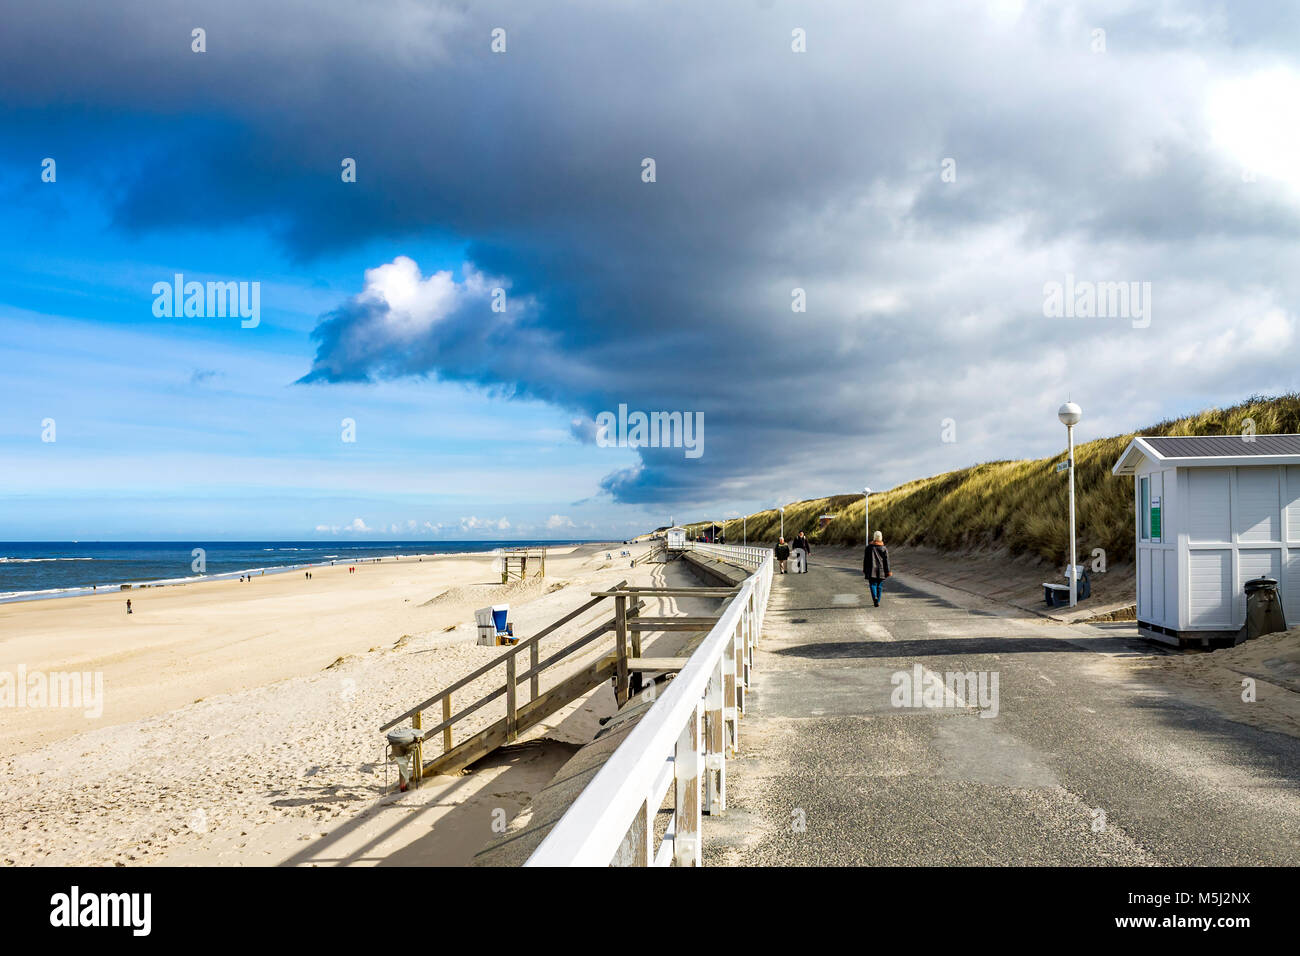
[1177, 628, 1300, 693]
[1080, 604, 1137, 624]
[1136, 628, 1300, 738]
[419, 576, 555, 609]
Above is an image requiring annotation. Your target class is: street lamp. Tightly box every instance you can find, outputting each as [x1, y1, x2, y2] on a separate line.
[779, 505, 785, 539]
[743, 513, 747, 546]
[1058, 402, 1082, 608]
[864, 486, 871, 544]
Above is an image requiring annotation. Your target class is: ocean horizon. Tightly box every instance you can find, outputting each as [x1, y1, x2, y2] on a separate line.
[0, 539, 607, 603]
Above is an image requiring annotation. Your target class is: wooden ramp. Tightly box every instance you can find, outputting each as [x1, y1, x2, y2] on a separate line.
[379, 580, 739, 783]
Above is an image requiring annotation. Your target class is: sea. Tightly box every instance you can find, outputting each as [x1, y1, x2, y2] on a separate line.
[0, 540, 595, 604]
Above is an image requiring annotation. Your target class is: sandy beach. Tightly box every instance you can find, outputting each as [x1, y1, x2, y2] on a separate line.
[0, 542, 710, 866]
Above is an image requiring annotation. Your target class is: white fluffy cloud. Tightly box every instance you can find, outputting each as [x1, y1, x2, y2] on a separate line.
[459, 515, 510, 532]
[313, 517, 372, 534]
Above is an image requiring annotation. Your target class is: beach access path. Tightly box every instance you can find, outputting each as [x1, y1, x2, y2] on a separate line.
[702, 551, 1300, 865]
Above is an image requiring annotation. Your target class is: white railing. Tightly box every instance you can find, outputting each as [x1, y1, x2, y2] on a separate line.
[524, 542, 774, 866]
[687, 541, 769, 568]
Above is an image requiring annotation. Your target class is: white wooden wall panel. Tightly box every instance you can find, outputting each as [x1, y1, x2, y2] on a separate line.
[1188, 550, 1231, 627]
[1286, 549, 1300, 627]
[1138, 550, 1152, 620]
[1286, 467, 1300, 543]
[1166, 547, 1181, 629]
[1235, 468, 1280, 542]
[1187, 469, 1231, 542]
[1151, 549, 1165, 623]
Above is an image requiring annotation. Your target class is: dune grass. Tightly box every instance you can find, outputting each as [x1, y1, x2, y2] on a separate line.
[685, 394, 1300, 566]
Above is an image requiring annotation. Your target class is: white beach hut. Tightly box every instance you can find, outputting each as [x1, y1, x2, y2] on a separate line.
[665, 526, 686, 550]
[1112, 435, 1300, 646]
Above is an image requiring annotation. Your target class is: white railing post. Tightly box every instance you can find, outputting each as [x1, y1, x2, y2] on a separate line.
[673, 705, 702, 866]
[612, 799, 652, 866]
[723, 627, 739, 753]
[734, 619, 746, 717]
[745, 592, 755, 676]
[704, 657, 726, 815]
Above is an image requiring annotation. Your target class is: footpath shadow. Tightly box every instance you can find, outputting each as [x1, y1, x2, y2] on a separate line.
[774, 635, 1096, 660]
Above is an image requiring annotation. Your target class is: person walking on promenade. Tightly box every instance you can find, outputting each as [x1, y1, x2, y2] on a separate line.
[793, 531, 811, 571]
[863, 530, 891, 607]
[775, 537, 791, 573]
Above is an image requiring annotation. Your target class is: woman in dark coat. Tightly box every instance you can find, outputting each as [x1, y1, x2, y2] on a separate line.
[774, 537, 791, 573]
[863, 530, 891, 606]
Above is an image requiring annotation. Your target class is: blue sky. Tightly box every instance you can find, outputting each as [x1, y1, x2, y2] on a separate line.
[2, 1, 1300, 541]
[0, 180, 655, 539]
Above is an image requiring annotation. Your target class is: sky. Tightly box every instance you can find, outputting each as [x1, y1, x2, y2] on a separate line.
[1, 0, 1299, 541]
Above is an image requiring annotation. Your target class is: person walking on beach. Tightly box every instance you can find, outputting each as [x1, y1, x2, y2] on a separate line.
[794, 531, 811, 572]
[775, 537, 791, 573]
[863, 530, 891, 607]
[125, 598, 132, 614]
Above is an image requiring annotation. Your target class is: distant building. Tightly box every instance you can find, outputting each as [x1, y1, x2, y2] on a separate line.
[817, 514, 837, 529]
[1113, 434, 1300, 646]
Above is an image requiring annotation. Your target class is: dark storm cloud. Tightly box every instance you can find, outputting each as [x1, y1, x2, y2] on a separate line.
[5, 1, 1300, 507]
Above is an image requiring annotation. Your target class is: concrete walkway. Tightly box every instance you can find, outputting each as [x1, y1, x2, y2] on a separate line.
[702, 554, 1300, 865]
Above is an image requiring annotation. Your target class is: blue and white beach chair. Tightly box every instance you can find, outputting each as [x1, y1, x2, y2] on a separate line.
[475, 603, 514, 645]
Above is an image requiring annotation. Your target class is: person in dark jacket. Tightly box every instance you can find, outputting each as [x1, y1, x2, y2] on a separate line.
[863, 530, 891, 606]
[793, 532, 811, 571]
[775, 537, 791, 573]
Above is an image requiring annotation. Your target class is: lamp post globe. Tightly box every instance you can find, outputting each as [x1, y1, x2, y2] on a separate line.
[1058, 402, 1082, 426]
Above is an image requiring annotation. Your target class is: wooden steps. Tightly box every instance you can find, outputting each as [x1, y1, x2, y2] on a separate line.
[380, 576, 738, 786]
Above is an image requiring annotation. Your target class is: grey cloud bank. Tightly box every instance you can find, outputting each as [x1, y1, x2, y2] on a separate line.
[6, 1, 1300, 509]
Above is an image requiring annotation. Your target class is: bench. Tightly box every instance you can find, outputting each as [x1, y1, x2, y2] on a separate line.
[1043, 565, 1091, 607]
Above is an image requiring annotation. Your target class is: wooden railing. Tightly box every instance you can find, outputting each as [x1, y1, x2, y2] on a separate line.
[630, 542, 665, 566]
[378, 581, 637, 779]
[378, 573, 739, 781]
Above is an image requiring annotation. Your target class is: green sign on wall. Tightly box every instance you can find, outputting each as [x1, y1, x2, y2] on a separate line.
[1150, 496, 1161, 540]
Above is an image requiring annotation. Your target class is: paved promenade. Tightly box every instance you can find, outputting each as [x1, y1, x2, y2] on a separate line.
[702, 553, 1300, 865]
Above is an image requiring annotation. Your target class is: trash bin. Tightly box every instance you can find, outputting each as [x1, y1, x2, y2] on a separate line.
[1071, 565, 1091, 601]
[386, 728, 420, 789]
[1243, 577, 1286, 641]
